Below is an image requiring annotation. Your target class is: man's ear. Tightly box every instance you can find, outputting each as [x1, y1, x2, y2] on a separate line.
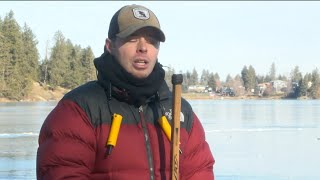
[105, 38, 113, 54]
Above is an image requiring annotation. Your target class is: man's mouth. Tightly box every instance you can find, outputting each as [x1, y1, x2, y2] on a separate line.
[134, 59, 148, 65]
[133, 59, 148, 69]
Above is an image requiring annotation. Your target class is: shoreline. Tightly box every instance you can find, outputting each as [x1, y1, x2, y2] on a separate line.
[0, 82, 312, 103]
[1, 93, 309, 103]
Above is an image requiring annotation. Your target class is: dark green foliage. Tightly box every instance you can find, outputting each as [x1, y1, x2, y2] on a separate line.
[241, 66, 249, 91]
[256, 75, 265, 84]
[264, 75, 271, 83]
[207, 73, 217, 91]
[269, 62, 276, 81]
[298, 75, 309, 97]
[81, 47, 96, 82]
[63, 43, 83, 89]
[45, 31, 96, 89]
[200, 69, 210, 85]
[182, 70, 191, 92]
[310, 68, 320, 99]
[0, 11, 38, 100]
[0, 17, 6, 95]
[288, 66, 303, 98]
[248, 65, 257, 91]
[225, 74, 232, 84]
[290, 66, 302, 83]
[277, 75, 287, 81]
[22, 23, 39, 81]
[241, 65, 257, 93]
[47, 31, 69, 88]
[1, 11, 97, 100]
[190, 67, 198, 85]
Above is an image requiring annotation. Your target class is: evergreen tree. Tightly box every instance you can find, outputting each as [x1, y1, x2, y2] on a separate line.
[278, 74, 287, 81]
[310, 68, 320, 99]
[200, 69, 209, 85]
[288, 66, 302, 97]
[214, 73, 221, 88]
[39, 40, 50, 85]
[256, 75, 265, 84]
[0, 17, 6, 94]
[305, 73, 312, 82]
[233, 74, 245, 96]
[305, 73, 312, 96]
[207, 73, 216, 91]
[47, 31, 69, 88]
[1, 11, 27, 99]
[63, 42, 82, 89]
[21, 23, 39, 81]
[298, 74, 309, 97]
[225, 74, 233, 85]
[269, 62, 276, 81]
[185, 70, 191, 87]
[241, 66, 249, 91]
[47, 35, 96, 89]
[81, 46, 96, 82]
[264, 75, 271, 82]
[190, 67, 198, 85]
[241, 65, 257, 93]
[290, 66, 302, 83]
[248, 65, 257, 92]
[225, 74, 234, 91]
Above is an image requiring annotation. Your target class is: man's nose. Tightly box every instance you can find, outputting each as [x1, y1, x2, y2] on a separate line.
[137, 38, 147, 53]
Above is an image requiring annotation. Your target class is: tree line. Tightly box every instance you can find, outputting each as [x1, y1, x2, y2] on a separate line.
[0, 11, 95, 100]
[1, 11, 319, 100]
[163, 62, 320, 99]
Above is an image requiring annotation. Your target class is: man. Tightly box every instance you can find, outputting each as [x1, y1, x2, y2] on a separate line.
[37, 4, 214, 180]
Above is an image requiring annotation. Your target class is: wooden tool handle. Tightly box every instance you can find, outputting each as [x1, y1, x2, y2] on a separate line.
[171, 74, 183, 180]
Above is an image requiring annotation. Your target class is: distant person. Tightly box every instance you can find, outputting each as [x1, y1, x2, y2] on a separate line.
[36, 4, 214, 179]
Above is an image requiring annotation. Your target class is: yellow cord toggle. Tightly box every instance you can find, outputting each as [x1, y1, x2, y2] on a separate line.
[158, 115, 172, 141]
[106, 113, 123, 155]
[158, 115, 182, 154]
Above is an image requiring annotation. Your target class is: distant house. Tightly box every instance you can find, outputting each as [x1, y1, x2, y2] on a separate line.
[257, 82, 271, 95]
[271, 80, 287, 92]
[188, 85, 206, 93]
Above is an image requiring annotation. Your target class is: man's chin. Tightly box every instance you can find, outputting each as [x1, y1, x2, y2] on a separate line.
[131, 72, 150, 79]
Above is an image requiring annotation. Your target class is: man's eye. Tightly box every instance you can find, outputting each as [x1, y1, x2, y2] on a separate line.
[146, 37, 159, 46]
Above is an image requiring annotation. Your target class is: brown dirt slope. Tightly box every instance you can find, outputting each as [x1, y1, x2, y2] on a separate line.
[0, 82, 69, 102]
[26, 82, 69, 102]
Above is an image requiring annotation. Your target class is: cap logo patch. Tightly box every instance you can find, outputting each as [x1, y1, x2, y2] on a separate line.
[132, 8, 150, 20]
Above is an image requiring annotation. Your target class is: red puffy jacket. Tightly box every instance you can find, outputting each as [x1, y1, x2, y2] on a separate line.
[37, 81, 214, 179]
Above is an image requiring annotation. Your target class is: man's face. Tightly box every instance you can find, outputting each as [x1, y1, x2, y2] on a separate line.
[107, 27, 160, 79]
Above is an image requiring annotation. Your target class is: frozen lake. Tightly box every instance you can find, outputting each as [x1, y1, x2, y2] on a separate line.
[1, 100, 319, 179]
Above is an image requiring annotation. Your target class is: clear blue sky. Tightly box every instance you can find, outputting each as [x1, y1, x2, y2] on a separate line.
[1, 1, 320, 80]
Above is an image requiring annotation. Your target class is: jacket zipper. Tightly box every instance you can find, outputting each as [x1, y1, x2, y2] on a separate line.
[139, 106, 155, 180]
